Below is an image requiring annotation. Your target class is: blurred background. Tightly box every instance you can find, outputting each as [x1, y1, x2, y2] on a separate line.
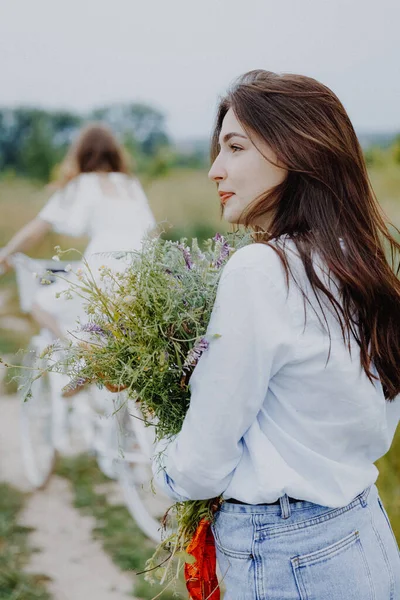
[0, 0, 399, 599]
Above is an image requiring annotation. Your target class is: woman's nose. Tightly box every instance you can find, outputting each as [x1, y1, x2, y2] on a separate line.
[208, 156, 227, 182]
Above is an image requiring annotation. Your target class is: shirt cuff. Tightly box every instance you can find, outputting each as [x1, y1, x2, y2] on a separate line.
[152, 437, 191, 502]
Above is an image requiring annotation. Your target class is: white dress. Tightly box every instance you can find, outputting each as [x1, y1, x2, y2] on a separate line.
[36, 172, 155, 331]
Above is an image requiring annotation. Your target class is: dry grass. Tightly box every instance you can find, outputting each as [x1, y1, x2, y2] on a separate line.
[369, 163, 400, 228]
[145, 169, 224, 231]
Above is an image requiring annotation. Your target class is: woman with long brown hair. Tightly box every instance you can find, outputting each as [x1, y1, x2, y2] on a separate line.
[0, 123, 155, 337]
[153, 71, 400, 599]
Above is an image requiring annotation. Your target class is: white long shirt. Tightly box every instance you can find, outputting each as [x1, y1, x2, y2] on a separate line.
[154, 240, 400, 508]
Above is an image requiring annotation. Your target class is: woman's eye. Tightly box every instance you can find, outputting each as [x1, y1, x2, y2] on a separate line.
[229, 145, 242, 153]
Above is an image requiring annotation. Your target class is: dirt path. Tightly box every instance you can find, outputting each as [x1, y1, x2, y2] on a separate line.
[0, 394, 136, 600]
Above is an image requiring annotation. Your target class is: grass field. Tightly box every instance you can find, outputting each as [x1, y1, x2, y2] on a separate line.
[0, 483, 51, 599]
[0, 166, 399, 542]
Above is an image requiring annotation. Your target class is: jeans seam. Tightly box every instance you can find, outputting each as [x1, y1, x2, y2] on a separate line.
[291, 532, 375, 600]
[293, 530, 359, 567]
[291, 559, 309, 600]
[258, 498, 362, 540]
[367, 503, 395, 600]
[213, 539, 251, 560]
[212, 518, 251, 560]
[253, 513, 265, 600]
[355, 536, 376, 600]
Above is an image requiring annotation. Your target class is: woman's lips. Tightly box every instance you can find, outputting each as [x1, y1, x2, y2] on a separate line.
[219, 192, 234, 205]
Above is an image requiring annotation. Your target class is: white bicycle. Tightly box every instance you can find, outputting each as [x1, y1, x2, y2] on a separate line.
[8, 253, 169, 543]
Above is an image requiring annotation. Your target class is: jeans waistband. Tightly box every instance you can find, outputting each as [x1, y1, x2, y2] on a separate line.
[220, 486, 372, 520]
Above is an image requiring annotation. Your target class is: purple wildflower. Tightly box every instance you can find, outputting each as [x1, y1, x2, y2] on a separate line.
[177, 244, 193, 270]
[213, 233, 232, 269]
[80, 323, 110, 337]
[183, 338, 209, 372]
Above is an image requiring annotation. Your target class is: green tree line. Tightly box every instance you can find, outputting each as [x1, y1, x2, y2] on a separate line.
[363, 135, 400, 168]
[0, 103, 207, 182]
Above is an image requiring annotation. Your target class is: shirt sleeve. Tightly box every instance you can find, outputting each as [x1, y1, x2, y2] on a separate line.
[152, 248, 294, 500]
[129, 178, 156, 233]
[38, 178, 93, 237]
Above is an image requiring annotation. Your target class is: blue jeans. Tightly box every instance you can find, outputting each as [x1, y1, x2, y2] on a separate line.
[212, 485, 400, 599]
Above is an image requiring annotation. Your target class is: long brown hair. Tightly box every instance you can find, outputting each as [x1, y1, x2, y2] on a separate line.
[54, 122, 131, 188]
[211, 70, 400, 400]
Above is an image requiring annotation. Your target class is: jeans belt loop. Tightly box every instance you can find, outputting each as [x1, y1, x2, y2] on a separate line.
[280, 494, 291, 519]
[359, 486, 371, 508]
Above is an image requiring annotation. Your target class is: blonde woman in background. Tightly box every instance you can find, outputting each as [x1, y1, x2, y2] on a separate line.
[0, 123, 155, 337]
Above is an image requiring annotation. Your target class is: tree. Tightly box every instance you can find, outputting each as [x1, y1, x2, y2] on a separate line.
[0, 107, 81, 179]
[0, 102, 171, 180]
[19, 115, 56, 181]
[90, 103, 170, 156]
[392, 134, 400, 165]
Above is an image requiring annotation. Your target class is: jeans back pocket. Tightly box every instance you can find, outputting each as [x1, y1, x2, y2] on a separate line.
[291, 531, 374, 600]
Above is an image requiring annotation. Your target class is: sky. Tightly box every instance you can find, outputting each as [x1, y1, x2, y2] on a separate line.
[0, 0, 399, 139]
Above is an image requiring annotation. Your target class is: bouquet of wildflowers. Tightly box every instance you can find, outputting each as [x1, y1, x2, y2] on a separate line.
[34, 231, 250, 597]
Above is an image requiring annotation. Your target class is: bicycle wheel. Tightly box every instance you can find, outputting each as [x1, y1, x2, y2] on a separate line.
[52, 379, 95, 456]
[20, 340, 56, 489]
[115, 401, 170, 543]
[85, 385, 119, 479]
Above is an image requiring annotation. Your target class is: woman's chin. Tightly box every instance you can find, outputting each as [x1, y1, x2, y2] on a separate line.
[222, 207, 241, 225]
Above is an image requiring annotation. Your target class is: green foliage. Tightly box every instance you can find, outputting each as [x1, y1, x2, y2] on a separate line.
[364, 146, 387, 168]
[91, 103, 169, 157]
[363, 133, 400, 169]
[20, 117, 59, 182]
[0, 101, 211, 182]
[376, 429, 400, 542]
[145, 147, 178, 179]
[392, 135, 400, 164]
[0, 107, 81, 180]
[0, 483, 52, 599]
[163, 223, 221, 244]
[48, 234, 249, 439]
[88, 103, 173, 178]
[0, 329, 24, 355]
[0, 102, 175, 182]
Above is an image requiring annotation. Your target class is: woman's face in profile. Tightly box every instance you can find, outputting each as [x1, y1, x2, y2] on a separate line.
[208, 108, 287, 226]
